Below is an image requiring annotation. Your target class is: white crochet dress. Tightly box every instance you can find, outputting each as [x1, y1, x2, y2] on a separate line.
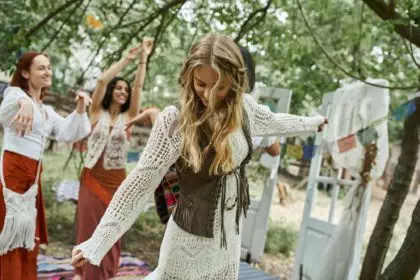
[75, 94, 325, 280]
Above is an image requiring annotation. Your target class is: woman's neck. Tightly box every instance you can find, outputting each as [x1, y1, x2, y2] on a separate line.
[27, 84, 42, 104]
[109, 103, 121, 117]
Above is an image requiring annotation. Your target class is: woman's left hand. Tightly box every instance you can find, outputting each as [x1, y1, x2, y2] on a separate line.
[141, 37, 154, 57]
[125, 107, 161, 130]
[75, 90, 92, 107]
[71, 248, 87, 267]
[318, 117, 328, 132]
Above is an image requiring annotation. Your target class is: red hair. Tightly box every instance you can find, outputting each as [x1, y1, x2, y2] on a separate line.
[10, 51, 49, 99]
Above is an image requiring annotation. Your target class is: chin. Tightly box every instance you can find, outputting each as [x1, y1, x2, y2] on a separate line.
[41, 81, 52, 87]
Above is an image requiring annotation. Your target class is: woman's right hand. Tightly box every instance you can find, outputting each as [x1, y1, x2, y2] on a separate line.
[71, 248, 87, 267]
[125, 43, 142, 61]
[10, 98, 34, 137]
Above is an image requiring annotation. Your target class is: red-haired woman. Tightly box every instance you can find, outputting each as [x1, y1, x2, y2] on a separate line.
[0, 51, 92, 280]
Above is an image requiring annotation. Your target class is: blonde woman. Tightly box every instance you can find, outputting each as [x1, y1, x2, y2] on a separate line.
[72, 34, 326, 279]
[74, 38, 153, 280]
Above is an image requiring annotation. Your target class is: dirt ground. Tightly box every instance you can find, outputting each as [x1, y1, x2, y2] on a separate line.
[260, 173, 419, 280]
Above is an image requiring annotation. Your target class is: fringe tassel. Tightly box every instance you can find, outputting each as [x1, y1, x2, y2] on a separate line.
[174, 193, 196, 233]
[220, 176, 228, 249]
[0, 187, 38, 255]
[235, 172, 241, 234]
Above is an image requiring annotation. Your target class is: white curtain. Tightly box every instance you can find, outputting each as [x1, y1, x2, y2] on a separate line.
[314, 79, 390, 280]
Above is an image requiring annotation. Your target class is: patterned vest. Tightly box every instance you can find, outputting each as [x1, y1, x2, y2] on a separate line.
[85, 111, 129, 169]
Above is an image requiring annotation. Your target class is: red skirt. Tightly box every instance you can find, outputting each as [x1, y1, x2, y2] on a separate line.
[75, 156, 126, 280]
[0, 151, 48, 280]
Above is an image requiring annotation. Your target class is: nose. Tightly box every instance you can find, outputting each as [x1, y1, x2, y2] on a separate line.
[203, 87, 211, 100]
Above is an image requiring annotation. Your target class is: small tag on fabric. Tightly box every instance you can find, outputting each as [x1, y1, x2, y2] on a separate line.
[337, 134, 357, 153]
[286, 144, 304, 159]
[357, 126, 379, 146]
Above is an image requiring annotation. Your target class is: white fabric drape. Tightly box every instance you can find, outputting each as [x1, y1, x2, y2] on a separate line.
[315, 79, 390, 280]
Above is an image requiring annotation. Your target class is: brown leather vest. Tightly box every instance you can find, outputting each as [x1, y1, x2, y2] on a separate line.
[173, 109, 252, 247]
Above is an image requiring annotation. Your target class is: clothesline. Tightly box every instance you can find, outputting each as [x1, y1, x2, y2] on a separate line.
[281, 97, 417, 161]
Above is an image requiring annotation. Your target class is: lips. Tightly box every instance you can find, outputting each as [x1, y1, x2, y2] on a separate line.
[117, 96, 126, 103]
[42, 77, 52, 84]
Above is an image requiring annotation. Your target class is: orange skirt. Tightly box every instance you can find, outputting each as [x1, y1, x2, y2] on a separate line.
[0, 151, 48, 280]
[75, 156, 126, 280]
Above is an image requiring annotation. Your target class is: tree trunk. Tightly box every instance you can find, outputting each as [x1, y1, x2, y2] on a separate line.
[380, 196, 420, 280]
[411, 170, 420, 195]
[363, 0, 420, 48]
[359, 97, 420, 280]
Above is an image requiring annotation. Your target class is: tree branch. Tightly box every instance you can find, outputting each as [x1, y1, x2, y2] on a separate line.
[234, 0, 273, 43]
[109, 0, 185, 33]
[296, 0, 420, 90]
[41, 0, 85, 52]
[148, 6, 182, 66]
[105, 0, 186, 64]
[73, 0, 145, 87]
[26, 0, 81, 38]
[125, 5, 183, 79]
[363, 0, 420, 48]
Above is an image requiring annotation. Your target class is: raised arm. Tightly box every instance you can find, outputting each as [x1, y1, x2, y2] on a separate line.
[72, 106, 181, 266]
[244, 94, 326, 137]
[90, 44, 142, 122]
[128, 37, 154, 118]
[0, 87, 33, 135]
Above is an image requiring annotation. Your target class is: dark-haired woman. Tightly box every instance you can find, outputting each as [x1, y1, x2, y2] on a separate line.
[0, 51, 91, 280]
[238, 45, 281, 157]
[74, 38, 153, 280]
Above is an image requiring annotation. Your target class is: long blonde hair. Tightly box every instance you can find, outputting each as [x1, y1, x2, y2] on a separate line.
[177, 34, 248, 175]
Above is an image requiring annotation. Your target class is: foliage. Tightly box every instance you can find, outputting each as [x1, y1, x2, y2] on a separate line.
[1, 0, 418, 128]
[265, 221, 298, 257]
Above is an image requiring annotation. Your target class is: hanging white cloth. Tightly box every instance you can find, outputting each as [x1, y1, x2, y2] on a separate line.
[315, 79, 390, 280]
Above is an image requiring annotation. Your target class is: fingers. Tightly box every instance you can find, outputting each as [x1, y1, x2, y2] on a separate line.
[318, 123, 325, 132]
[75, 91, 92, 107]
[10, 107, 23, 126]
[125, 112, 146, 130]
[11, 108, 33, 136]
[129, 46, 141, 56]
[24, 116, 33, 136]
[124, 118, 138, 131]
[143, 37, 154, 44]
[71, 249, 87, 267]
[124, 122, 133, 131]
[84, 96, 93, 106]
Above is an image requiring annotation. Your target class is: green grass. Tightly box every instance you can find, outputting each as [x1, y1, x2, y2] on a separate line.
[40, 150, 164, 263]
[265, 221, 298, 257]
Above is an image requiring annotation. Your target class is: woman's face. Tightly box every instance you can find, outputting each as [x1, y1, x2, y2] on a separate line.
[193, 65, 231, 107]
[112, 80, 130, 106]
[23, 55, 52, 89]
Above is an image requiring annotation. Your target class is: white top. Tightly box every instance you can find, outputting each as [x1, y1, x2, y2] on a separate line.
[0, 86, 91, 160]
[75, 94, 325, 279]
[252, 135, 277, 149]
